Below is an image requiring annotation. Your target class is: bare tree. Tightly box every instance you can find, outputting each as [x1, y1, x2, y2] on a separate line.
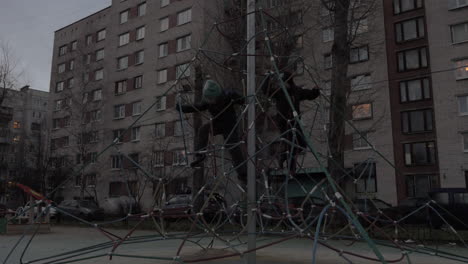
[0, 41, 23, 106]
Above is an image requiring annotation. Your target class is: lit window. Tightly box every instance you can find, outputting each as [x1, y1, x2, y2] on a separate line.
[138, 2, 146, 16]
[155, 123, 166, 138]
[397, 47, 428, 71]
[400, 78, 431, 102]
[393, 0, 423, 14]
[177, 9, 192, 25]
[176, 63, 191, 79]
[96, 49, 105, 61]
[350, 74, 371, 91]
[115, 80, 127, 95]
[161, 0, 170, 7]
[119, 32, 130, 46]
[176, 35, 191, 52]
[120, 10, 129, 24]
[114, 105, 126, 119]
[95, 69, 104, 81]
[13, 121, 20, 129]
[134, 75, 143, 89]
[117, 56, 129, 70]
[97, 29, 106, 41]
[132, 101, 142, 116]
[159, 43, 168, 57]
[396, 17, 425, 42]
[56, 81, 64, 93]
[156, 96, 166, 111]
[352, 103, 372, 120]
[131, 127, 141, 141]
[454, 59, 468, 80]
[350, 46, 369, 63]
[404, 141, 436, 166]
[135, 50, 144, 64]
[160, 17, 169, 32]
[458, 95, 468, 115]
[157, 69, 167, 84]
[136, 26, 145, 40]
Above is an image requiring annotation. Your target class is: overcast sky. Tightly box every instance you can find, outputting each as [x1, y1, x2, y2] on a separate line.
[0, 0, 111, 92]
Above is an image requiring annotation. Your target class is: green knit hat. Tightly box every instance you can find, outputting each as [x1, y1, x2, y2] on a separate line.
[202, 80, 223, 102]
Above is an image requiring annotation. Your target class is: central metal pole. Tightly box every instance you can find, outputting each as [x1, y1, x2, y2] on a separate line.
[246, 0, 256, 263]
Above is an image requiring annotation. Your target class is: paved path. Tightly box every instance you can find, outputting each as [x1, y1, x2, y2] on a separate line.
[1, 226, 468, 263]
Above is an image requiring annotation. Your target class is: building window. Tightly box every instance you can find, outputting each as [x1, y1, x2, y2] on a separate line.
[463, 132, 468, 152]
[96, 49, 105, 61]
[406, 175, 432, 197]
[176, 35, 191, 52]
[352, 103, 372, 120]
[13, 121, 20, 129]
[153, 151, 164, 167]
[350, 18, 368, 35]
[115, 80, 127, 95]
[69, 60, 75, 71]
[397, 47, 428, 71]
[176, 63, 190, 79]
[160, 17, 169, 32]
[85, 54, 91, 64]
[63, 116, 71, 127]
[155, 123, 166, 138]
[113, 129, 124, 143]
[135, 50, 144, 64]
[54, 99, 64, 111]
[350, 46, 369, 63]
[393, 0, 423, 14]
[157, 69, 167, 84]
[458, 95, 468, 115]
[134, 75, 143, 89]
[58, 63, 66, 74]
[161, 0, 170, 7]
[114, 105, 125, 119]
[52, 119, 60, 129]
[324, 53, 333, 69]
[401, 109, 433, 134]
[177, 9, 192, 25]
[454, 59, 468, 80]
[136, 26, 145, 40]
[400, 78, 431, 102]
[59, 45, 67, 56]
[322, 27, 334, 42]
[353, 132, 371, 150]
[92, 89, 102, 101]
[86, 35, 92, 46]
[138, 2, 146, 16]
[131, 127, 141, 141]
[56, 81, 64, 93]
[173, 150, 187, 166]
[119, 32, 130, 46]
[159, 43, 168, 57]
[404, 141, 436, 166]
[117, 56, 129, 70]
[120, 10, 129, 24]
[91, 109, 101, 122]
[350, 74, 372, 91]
[94, 69, 104, 81]
[82, 93, 89, 104]
[396, 17, 425, 42]
[354, 162, 377, 193]
[156, 96, 166, 111]
[111, 155, 122, 169]
[132, 101, 142, 116]
[449, 0, 468, 10]
[71, 41, 77, 51]
[97, 29, 106, 41]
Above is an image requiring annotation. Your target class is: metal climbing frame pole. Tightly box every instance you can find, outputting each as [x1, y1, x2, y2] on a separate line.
[246, 0, 256, 263]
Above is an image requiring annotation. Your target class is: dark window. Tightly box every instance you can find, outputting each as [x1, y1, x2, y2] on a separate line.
[129, 153, 139, 168]
[406, 175, 432, 197]
[395, 17, 425, 42]
[400, 78, 431, 102]
[398, 47, 428, 71]
[134, 75, 143, 89]
[404, 141, 436, 166]
[401, 109, 433, 134]
[354, 162, 377, 193]
[350, 46, 369, 63]
[393, 0, 423, 14]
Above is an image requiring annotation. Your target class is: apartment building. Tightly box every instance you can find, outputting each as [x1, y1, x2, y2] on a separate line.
[0, 86, 48, 204]
[48, 0, 468, 207]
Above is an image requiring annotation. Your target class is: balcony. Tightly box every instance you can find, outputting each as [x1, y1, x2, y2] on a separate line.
[0, 106, 13, 123]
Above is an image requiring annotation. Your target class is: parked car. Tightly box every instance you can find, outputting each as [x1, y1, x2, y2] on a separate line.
[15, 200, 57, 219]
[428, 188, 468, 229]
[101, 196, 140, 216]
[154, 193, 227, 220]
[57, 200, 104, 221]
